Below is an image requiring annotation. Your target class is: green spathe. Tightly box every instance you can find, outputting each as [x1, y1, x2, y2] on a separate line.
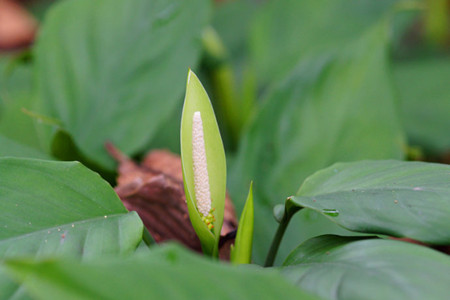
[180, 70, 226, 256]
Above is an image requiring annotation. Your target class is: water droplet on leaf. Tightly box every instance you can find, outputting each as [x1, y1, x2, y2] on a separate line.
[322, 209, 339, 217]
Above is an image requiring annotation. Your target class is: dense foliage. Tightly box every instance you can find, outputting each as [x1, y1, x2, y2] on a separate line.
[0, 0, 449, 299]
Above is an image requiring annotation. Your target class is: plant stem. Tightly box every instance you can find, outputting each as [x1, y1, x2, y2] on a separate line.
[264, 207, 299, 267]
[201, 27, 241, 147]
[142, 227, 155, 247]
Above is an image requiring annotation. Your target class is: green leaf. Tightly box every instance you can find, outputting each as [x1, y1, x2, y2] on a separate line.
[0, 135, 52, 160]
[394, 56, 450, 154]
[0, 266, 30, 299]
[34, 0, 211, 170]
[250, 0, 397, 84]
[5, 244, 321, 300]
[0, 57, 46, 153]
[289, 160, 450, 244]
[180, 70, 226, 256]
[230, 22, 405, 264]
[282, 235, 450, 300]
[0, 158, 144, 297]
[230, 182, 254, 264]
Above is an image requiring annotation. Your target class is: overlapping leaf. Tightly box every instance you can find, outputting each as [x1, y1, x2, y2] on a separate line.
[229, 22, 405, 264]
[34, 0, 211, 170]
[5, 244, 321, 300]
[289, 160, 450, 244]
[0, 158, 144, 298]
[250, 0, 397, 84]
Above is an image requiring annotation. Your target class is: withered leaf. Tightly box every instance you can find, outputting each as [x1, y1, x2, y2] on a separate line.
[107, 143, 237, 258]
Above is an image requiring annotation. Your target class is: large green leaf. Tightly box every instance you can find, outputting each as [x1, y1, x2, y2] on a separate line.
[249, 0, 397, 84]
[180, 70, 226, 256]
[0, 158, 144, 298]
[5, 244, 321, 300]
[282, 235, 450, 300]
[229, 22, 405, 264]
[34, 0, 211, 170]
[289, 160, 450, 244]
[394, 56, 450, 154]
[0, 158, 143, 252]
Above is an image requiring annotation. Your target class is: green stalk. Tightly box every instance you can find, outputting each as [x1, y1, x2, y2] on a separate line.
[264, 205, 301, 267]
[202, 27, 241, 147]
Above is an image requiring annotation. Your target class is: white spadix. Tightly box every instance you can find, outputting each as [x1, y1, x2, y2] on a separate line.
[192, 111, 211, 216]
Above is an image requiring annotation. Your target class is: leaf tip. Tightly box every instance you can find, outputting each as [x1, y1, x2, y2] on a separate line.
[187, 68, 195, 85]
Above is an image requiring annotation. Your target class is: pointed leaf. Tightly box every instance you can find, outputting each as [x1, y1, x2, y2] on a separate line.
[288, 160, 450, 244]
[231, 182, 254, 264]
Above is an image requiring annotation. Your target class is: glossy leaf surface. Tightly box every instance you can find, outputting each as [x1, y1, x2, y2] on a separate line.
[290, 160, 450, 244]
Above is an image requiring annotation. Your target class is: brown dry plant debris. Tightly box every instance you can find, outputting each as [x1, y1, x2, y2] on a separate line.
[0, 0, 37, 50]
[106, 143, 238, 258]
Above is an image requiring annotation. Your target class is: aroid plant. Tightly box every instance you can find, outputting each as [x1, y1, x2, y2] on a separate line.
[180, 70, 227, 257]
[180, 70, 253, 261]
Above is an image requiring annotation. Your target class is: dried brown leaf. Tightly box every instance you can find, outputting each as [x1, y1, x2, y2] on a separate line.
[107, 143, 238, 257]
